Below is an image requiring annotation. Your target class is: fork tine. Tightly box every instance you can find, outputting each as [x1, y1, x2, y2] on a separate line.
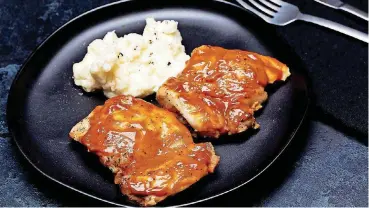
[235, 0, 273, 21]
[248, 0, 276, 16]
[259, 0, 280, 11]
[268, 0, 283, 6]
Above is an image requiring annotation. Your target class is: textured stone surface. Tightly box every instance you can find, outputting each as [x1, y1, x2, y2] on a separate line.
[0, 0, 113, 67]
[0, 64, 20, 135]
[0, 137, 107, 207]
[0, 137, 58, 206]
[197, 121, 368, 207]
[0, 0, 368, 206]
[260, 122, 368, 207]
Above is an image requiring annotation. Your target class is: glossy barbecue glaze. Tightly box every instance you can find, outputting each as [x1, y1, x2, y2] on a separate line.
[71, 95, 219, 206]
[158, 45, 290, 138]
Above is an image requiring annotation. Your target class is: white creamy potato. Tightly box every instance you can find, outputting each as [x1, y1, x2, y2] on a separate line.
[73, 18, 190, 98]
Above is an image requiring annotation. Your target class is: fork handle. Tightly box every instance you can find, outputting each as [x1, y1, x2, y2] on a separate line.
[298, 14, 368, 43]
[341, 4, 368, 21]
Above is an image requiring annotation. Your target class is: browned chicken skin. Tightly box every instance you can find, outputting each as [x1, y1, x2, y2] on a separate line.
[69, 95, 219, 206]
[157, 45, 290, 138]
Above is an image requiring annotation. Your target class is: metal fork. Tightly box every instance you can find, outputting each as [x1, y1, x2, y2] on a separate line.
[235, 0, 368, 43]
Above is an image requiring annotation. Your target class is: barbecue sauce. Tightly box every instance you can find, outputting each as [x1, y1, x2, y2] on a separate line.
[79, 95, 218, 198]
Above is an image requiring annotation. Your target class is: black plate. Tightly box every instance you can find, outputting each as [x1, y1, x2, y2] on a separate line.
[7, 0, 309, 206]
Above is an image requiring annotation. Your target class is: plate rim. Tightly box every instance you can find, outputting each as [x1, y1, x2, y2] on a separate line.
[6, 0, 311, 206]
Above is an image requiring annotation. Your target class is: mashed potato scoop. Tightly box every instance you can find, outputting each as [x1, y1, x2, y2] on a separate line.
[73, 18, 190, 98]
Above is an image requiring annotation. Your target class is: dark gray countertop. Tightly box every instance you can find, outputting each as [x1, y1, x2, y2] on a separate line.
[0, 0, 367, 207]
